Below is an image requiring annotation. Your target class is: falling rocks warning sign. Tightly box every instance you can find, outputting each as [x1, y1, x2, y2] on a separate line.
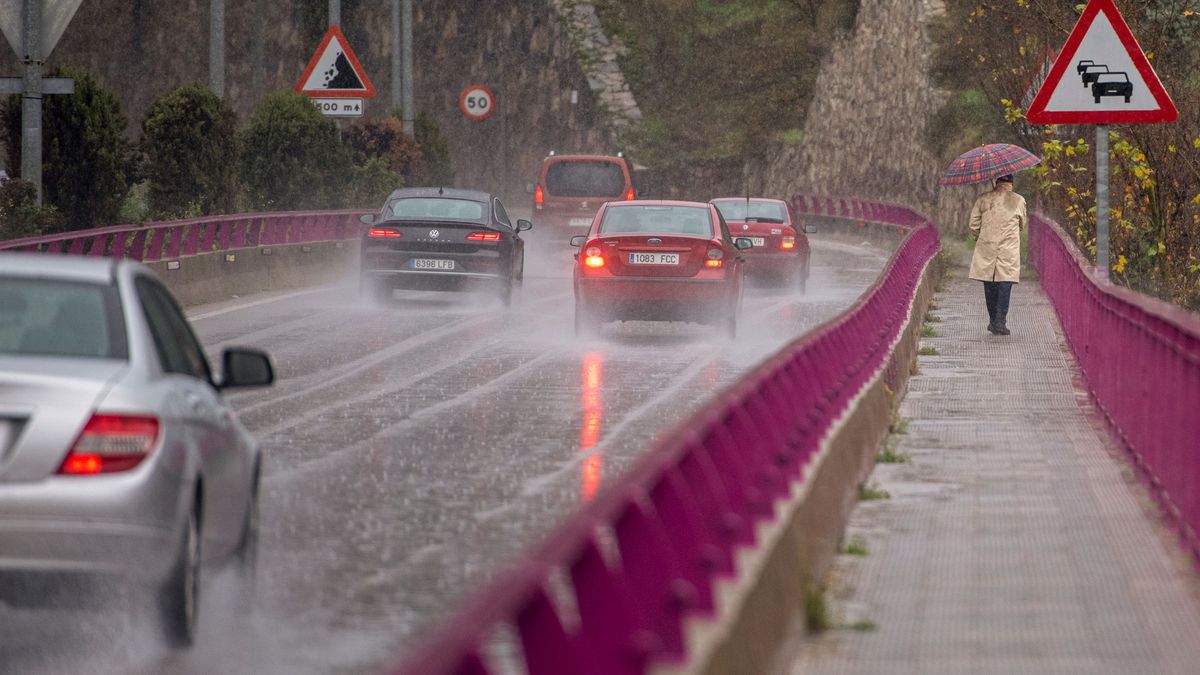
[295, 25, 376, 100]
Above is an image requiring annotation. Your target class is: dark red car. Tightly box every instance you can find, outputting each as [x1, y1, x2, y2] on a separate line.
[531, 153, 635, 241]
[571, 201, 751, 338]
[711, 197, 813, 291]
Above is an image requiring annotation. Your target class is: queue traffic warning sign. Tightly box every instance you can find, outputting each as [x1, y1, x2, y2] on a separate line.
[296, 25, 376, 100]
[1026, 0, 1175, 124]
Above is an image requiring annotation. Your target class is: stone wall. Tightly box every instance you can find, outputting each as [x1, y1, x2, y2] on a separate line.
[755, 0, 975, 231]
[0, 1, 624, 207]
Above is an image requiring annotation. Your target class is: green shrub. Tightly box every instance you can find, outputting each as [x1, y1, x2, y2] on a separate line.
[0, 178, 63, 239]
[2, 67, 132, 231]
[239, 92, 351, 210]
[348, 157, 401, 208]
[343, 116, 424, 185]
[140, 84, 239, 219]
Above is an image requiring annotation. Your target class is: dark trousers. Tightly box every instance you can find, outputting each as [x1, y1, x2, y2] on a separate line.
[983, 281, 1013, 326]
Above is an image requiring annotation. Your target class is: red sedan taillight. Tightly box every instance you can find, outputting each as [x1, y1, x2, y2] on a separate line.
[369, 228, 401, 238]
[535, 185, 545, 208]
[584, 246, 605, 268]
[705, 247, 724, 268]
[781, 236, 796, 250]
[59, 414, 160, 475]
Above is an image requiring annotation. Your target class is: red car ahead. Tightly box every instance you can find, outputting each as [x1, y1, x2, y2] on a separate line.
[711, 197, 813, 291]
[571, 201, 752, 338]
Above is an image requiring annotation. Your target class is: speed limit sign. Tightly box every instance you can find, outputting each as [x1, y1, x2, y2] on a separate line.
[459, 85, 496, 122]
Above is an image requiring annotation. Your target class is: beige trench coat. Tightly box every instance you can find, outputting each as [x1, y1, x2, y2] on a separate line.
[968, 182, 1027, 283]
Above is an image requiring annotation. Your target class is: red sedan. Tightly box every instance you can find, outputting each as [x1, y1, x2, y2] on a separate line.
[571, 201, 751, 337]
[711, 197, 813, 291]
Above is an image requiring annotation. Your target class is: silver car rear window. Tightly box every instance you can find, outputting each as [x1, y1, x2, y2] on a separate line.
[0, 278, 128, 359]
[599, 205, 714, 236]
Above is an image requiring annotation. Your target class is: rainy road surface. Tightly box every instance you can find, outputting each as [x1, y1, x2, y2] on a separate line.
[0, 236, 894, 674]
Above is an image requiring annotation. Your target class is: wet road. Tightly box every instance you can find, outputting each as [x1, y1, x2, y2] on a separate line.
[0, 237, 893, 674]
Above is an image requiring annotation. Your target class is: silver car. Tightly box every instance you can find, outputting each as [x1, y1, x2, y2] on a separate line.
[0, 253, 273, 647]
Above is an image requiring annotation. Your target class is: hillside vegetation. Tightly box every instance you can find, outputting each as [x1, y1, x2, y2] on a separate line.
[930, 0, 1200, 309]
[595, 0, 859, 176]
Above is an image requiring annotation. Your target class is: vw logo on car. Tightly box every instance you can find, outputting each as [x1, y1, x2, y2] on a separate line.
[429, 229, 440, 238]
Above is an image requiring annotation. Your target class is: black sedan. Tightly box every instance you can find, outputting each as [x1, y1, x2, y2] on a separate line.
[359, 188, 531, 306]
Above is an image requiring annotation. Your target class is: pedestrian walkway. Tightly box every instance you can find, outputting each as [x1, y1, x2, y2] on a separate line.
[780, 268, 1200, 674]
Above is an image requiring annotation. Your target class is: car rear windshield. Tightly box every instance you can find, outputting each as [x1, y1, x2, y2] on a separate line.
[1096, 74, 1128, 83]
[545, 161, 626, 198]
[0, 278, 128, 359]
[388, 198, 484, 221]
[599, 205, 713, 236]
[713, 201, 787, 223]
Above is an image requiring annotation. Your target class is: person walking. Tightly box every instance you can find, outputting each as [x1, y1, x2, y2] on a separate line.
[968, 174, 1026, 335]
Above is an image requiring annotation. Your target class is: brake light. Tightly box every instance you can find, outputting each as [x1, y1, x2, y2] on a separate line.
[781, 236, 796, 250]
[705, 259, 723, 268]
[466, 231, 501, 241]
[624, 187, 635, 201]
[369, 228, 401, 238]
[584, 246, 605, 268]
[535, 185, 544, 208]
[59, 414, 160, 475]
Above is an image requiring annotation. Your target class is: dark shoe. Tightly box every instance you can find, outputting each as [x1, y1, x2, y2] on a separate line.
[996, 323, 1010, 336]
[987, 323, 999, 335]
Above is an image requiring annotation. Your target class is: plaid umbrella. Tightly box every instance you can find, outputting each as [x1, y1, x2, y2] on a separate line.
[940, 143, 1040, 185]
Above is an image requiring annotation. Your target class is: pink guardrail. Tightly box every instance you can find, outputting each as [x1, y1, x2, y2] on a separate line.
[1030, 212, 1200, 563]
[0, 209, 371, 259]
[396, 196, 940, 674]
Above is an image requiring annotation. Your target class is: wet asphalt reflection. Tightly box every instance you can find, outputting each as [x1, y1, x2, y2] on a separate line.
[0, 237, 893, 674]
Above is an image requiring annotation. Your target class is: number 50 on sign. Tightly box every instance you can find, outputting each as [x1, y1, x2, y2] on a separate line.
[459, 85, 496, 122]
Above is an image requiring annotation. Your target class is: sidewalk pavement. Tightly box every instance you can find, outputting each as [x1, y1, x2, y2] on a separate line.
[780, 269, 1200, 674]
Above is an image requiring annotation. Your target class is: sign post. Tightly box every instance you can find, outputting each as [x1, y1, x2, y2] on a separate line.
[295, 25, 376, 118]
[1025, 0, 1177, 282]
[0, 0, 82, 204]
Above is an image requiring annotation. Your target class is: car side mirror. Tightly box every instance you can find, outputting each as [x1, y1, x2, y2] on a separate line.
[569, 235, 587, 248]
[803, 223, 817, 234]
[219, 348, 274, 390]
[359, 213, 376, 225]
[516, 219, 533, 232]
[734, 237, 754, 250]
[526, 183, 535, 194]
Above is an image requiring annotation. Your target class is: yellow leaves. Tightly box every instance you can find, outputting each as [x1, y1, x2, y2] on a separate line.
[1169, 145, 1177, 153]
[1146, 51, 1155, 60]
[1113, 255, 1128, 273]
[1019, 45, 1027, 56]
[1000, 98, 1024, 124]
[1194, 138, 1200, 149]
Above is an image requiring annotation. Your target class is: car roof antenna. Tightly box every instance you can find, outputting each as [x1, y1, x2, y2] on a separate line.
[438, 186, 444, 195]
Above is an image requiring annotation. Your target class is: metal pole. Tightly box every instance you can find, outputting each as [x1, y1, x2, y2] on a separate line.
[401, 0, 414, 135]
[329, 0, 340, 26]
[1095, 124, 1109, 282]
[209, 0, 224, 97]
[21, 0, 42, 204]
[391, 0, 400, 113]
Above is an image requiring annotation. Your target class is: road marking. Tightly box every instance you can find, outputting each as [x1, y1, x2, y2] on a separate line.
[187, 288, 328, 321]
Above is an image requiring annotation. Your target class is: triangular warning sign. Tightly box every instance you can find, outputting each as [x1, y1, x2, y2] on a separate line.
[1026, 0, 1175, 124]
[295, 25, 376, 99]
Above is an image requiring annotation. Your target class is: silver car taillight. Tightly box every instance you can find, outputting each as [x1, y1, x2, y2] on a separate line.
[58, 414, 160, 475]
